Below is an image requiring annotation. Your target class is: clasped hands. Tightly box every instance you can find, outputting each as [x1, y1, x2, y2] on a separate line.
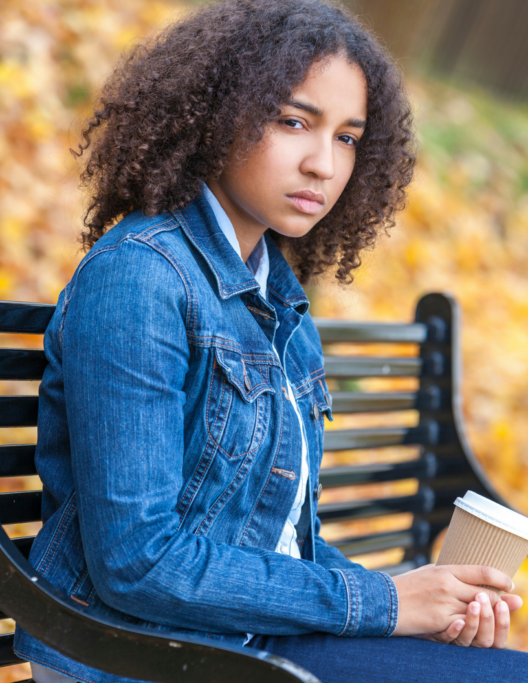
[392, 564, 523, 648]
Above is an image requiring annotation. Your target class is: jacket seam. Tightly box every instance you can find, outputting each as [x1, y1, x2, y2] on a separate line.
[36, 492, 77, 576]
[70, 567, 88, 596]
[173, 209, 256, 297]
[268, 284, 309, 306]
[205, 354, 270, 459]
[189, 335, 281, 363]
[60, 231, 192, 347]
[195, 445, 258, 535]
[240, 395, 285, 546]
[59, 244, 119, 345]
[336, 569, 352, 636]
[378, 571, 398, 636]
[133, 216, 178, 240]
[176, 363, 223, 518]
[14, 650, 99, 683]
[134, 237, 195, 335]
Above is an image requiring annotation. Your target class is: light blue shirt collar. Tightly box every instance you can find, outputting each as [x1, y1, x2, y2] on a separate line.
[202, 182, 269, 300]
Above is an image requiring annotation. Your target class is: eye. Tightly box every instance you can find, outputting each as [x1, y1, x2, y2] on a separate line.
[281, 118, 304, 130]
[338, 134, 357, 147]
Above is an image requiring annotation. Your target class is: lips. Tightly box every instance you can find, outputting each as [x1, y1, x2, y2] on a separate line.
[286, 190, 325, 215]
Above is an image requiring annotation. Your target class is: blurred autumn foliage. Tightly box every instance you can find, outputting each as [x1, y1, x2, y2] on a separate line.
[0, 0, 527, 678]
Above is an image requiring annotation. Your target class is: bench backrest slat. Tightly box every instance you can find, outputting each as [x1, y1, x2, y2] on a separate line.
[0, 301, 55, 334]
[314, 320, 428, 343]
[0, 397, 39, 428]
[0, 491, 42, 525]
[0, 445, 37, 477]
[0, 349, 48, 381]
[323, 355, 422, 377]
[0, 634, 23, 667]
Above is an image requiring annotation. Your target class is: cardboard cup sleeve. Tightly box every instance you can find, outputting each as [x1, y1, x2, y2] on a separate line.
[436, 491, 528, 594]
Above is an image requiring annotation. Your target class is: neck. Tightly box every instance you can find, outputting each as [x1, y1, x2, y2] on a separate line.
[205, 178, 268, 262]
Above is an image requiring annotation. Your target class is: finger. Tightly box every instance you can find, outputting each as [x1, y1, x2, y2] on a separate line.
[472, 592, 495, 648]
[452, 602, 480, 647]
[442, 619, 466, 643]
[448, 565, 514, 593]
[493, 600, 510, 649]
[454, 584, 502, 609]
[501, 594, 523, 612]
[419, 619, 466, 645]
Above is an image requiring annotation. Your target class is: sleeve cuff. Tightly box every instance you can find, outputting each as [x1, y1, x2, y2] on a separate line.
[336, 568, 399, 637]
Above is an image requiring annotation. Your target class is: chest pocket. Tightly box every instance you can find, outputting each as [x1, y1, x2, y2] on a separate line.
[206, 347, 275, 459]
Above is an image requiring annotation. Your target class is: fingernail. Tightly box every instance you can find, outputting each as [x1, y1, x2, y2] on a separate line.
[511, 583, 515, 591]
[477, 592, 489, 603]
[455, 621, 465, 631]
[497, 601, 508, 613]
[470, 602, 480, 614]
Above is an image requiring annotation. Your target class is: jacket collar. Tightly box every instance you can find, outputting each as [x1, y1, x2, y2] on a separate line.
[172, 188, 309, 311]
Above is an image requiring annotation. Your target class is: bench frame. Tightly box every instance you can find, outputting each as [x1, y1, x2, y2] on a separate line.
[0, 291, 508, 682]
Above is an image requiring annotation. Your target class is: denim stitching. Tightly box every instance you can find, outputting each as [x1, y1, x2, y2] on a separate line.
[350, 571, 359, 634]
[59, 244, 119, 342]
[13, 650, 100, 683]
[240, 394, 284, 546]
[213, 396, 269, 459]
[208, 352, 269, 459]
[70, 569, 96, 607]
[336, 569, 352, 636]
[36, 491, 76, 576]
[268, 285, 309, 306]
[176, 362, 223, 517]
[70, 567, 88, 596]
[189, 335, 281, 364]
[134, 217, 178, 240]
[173, 209, 256, 296]
[378, 571, 397, 636]
[138, 239, 196, 336]
[195, 443, 258, 535]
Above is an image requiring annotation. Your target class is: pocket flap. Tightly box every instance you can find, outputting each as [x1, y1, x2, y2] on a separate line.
[214, 347, 275, 403]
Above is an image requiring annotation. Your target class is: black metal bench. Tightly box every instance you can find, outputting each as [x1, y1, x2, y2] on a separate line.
[0, 291, 507, 683]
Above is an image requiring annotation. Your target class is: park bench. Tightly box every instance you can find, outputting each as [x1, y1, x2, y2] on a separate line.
[0, 291, 508, 683]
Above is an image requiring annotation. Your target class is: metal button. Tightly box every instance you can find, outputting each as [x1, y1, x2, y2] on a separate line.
[316, 483, 323, 500]
[313, 405, 320, 420]
[244, 373, 251, 391]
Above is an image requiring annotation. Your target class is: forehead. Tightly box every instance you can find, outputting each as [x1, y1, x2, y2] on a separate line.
[291, 55, 367, 120]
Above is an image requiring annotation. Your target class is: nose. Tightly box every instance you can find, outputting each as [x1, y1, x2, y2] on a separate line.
[299, 134, 336, 180]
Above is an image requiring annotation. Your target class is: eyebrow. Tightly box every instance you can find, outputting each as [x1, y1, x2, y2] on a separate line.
[285, 98, 366, 129]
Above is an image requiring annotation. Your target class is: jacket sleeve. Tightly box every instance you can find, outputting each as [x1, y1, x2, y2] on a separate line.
[63, 235, 398, 638]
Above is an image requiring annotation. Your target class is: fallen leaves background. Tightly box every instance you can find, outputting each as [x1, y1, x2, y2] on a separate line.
[0, 1, 527, 678]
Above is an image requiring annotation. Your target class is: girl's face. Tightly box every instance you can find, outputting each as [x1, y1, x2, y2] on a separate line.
[207, 54, 368, 259]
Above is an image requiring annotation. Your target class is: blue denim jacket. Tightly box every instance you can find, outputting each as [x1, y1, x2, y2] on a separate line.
[15, 189, 398, 683]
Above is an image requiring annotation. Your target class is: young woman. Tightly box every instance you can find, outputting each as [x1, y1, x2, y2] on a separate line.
[14, 1, 527, 682]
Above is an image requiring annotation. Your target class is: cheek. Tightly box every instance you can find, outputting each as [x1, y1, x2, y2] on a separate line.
[327, 155, 355, 206]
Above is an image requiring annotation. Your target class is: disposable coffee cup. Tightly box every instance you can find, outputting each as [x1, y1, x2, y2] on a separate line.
[436, 490, 528, 594]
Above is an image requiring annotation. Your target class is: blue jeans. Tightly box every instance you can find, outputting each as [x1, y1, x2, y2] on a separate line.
[247, 633, 528, 683]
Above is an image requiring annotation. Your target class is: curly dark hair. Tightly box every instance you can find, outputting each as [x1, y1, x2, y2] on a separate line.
[73, 0, 415, 284]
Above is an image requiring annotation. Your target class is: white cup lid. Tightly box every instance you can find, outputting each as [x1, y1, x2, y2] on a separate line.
[454, 491, 528, 541]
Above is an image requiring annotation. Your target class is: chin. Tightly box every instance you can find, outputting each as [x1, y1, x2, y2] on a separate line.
[269, 220, 316, 240]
